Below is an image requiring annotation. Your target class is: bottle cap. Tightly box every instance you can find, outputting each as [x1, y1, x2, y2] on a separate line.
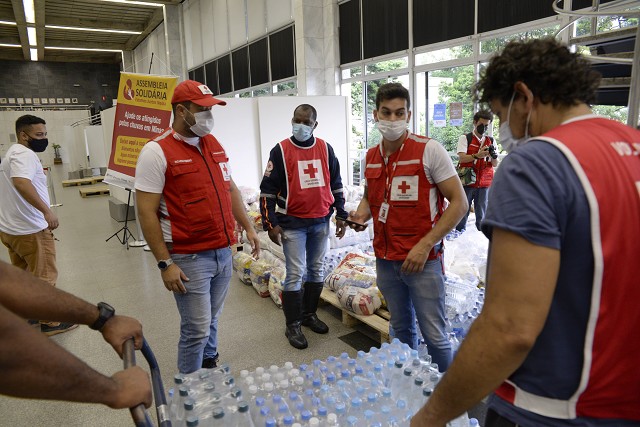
[178, 386, 189, 396]
[185, 415, 199, 427]
[173, 374, 184, 384]
[238, 401, 249, 413]
[240, 369, 249, 378]
[280, 379, 289, 389]
[184, 398, 195, 410]
[212, 407, 224, 419]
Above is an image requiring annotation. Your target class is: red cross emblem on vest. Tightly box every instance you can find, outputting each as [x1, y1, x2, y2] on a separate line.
[304, 163, 318, 178]
[398, 180, 411, 194]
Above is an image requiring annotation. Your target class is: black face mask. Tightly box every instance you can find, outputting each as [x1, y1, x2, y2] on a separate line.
[476, 124, 486, 135]
[27, 136, 49, 153]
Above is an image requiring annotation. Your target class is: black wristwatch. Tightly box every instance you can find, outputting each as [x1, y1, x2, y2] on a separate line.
[157, 258, 174, 271]
[90, 302, 115, 331]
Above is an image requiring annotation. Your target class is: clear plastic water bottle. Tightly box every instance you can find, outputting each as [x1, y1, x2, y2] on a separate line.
[469, 418, 480, 427]
[447, 412, 470, 427]
[175, 386, 190, 423]
[281, 415, 295, 426]
[326, 413, 339, 426]
[211, 406, 226, 425]
[235, 401, 255, 427]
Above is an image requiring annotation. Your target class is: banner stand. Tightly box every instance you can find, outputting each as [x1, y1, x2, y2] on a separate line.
[105, 188, 137, 250]
[129, 191, 147, 248]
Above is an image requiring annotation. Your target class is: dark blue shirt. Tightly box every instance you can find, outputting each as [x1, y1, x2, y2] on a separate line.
[481, 140, 638, 427]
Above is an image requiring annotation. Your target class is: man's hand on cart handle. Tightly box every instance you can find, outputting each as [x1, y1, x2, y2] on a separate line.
[101, 315, 144, 357]
[107, 367, 152, 409]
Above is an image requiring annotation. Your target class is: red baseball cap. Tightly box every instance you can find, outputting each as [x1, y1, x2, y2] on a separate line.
[171, 80, 227, 107]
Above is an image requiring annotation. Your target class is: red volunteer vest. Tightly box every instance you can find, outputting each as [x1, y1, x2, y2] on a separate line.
[156, 130, 236, 254]
[365, 134, 444, 261]
[495, 117, 640, 421]
[278, 137, 334, 218]
[458, 133, 494, 187]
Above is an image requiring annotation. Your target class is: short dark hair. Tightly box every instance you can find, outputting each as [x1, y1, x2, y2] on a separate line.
[475, 38, 601, 107]
[376, 83, 411, 110]
[16, 115, 46, 135]
[473, 110, 493, 123]
[294, 104, 317, 121]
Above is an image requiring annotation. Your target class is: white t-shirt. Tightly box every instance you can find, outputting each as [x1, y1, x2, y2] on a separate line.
[368, 135, 457, 222]
[0, 144, 49, 234]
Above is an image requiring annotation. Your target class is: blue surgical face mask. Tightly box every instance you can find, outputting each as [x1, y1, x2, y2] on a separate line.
[292, 123, 314, 141]
[499, 92, 531, 154]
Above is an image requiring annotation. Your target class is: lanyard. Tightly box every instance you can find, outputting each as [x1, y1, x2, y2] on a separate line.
[381, 142, 406, 203]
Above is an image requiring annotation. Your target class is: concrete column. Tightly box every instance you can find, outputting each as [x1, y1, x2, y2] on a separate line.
[294, 0, 340, 95]
[164, 4, 186, 80]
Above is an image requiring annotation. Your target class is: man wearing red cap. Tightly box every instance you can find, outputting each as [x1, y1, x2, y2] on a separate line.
[135, 80, 260, 373]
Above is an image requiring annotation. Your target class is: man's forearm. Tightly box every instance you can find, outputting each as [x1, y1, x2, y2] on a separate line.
[0, 262, 99, 326]
[458, 153, 476, 163]
[355, 196, 373, 222]
[416, 314, 532, 425]
[419, 198, 466, 249]
[230, 183, 252, 231]
[12, 178, 50, 214]
[0, 305, 122, 406]
[137, 210, 170, 262]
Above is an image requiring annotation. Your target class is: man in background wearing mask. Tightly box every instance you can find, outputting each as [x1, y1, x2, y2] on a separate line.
[0, 114, 77, 336]
[455, 110, 499, 233]
[135, 80, 260, 373]
[348, 83, 467, 371]
[259, 104, 348, 349]
[411, 38, 640, 427]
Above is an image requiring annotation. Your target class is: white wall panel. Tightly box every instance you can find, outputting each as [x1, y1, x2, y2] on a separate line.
[210, 98, 262, 188]
[247, 0, 267, 42]
[213, 0, 229, 58]
[200, 0, 216, 61]
[267, 0, 294, 31]
[257, 96, 349, 183]
[228, 0, 248, 49]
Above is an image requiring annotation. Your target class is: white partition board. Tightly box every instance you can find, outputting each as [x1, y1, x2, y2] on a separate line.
[210, 98, 262, 189]
[85, 126, 106, 168]
[257, 96, 349, 185]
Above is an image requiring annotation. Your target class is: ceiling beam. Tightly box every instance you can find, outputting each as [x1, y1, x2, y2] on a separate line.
[36, 0, 45, 60]
[45, 40, 125, 50]
[0, 36, 21, 45]
[45, 16, 145, 33]
[123, 5, 163, 50]
[10, 0, 29, 60]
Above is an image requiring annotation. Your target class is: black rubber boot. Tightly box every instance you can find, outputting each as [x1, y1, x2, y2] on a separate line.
[301, 282, 329, 334]
[281, 290, 308, 349]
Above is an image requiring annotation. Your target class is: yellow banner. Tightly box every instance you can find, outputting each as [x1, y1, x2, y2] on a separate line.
[112, 135, 152, 168]
[116, 72, 177, 111]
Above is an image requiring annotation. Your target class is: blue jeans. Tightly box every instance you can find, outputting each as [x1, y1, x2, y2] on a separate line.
[456, 186, 489, 232]
[281, 222, 330, 291]
[172, 247, 232, 374]
[376, 256, 452, 371]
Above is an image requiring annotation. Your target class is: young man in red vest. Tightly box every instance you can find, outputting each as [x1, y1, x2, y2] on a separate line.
[411, 38, 640, 427]
[348, 83, 468, 371]
[135, 80, 260, 373]
[260, 104, 348, 349]
[455, 110, 499, 232]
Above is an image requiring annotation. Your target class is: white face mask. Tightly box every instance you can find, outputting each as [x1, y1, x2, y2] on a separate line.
[292, 123, 314, 141]
[377, 120, 407, 141]
[500, 92, 531, 154]
[185, 109, 214, 137]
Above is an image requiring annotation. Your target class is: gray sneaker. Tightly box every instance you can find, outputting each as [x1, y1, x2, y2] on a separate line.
[41, 323, 78, 336]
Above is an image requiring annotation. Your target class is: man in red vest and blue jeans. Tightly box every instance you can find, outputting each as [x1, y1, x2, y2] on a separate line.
[455, 110, 499, 232]
[136, 80, 260, 373]
[260, 104, 348, 349]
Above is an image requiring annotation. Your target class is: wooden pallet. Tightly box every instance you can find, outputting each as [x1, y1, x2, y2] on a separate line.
[79, 184, 110, 198]
[62, 176, 105, 187]
[320, 287, 390, 343]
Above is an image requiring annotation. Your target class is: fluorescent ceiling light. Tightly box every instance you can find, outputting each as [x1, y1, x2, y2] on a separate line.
[27, 27, 36, 46]
[45, 25, 142, 35]
[30, 48, 38, 61]
[99, 0, 163, 7]
[23, 0, 35, 24]
[0, 43, 21, 48]
[45, 46, 122, 53]
[0, 20, 17, 26]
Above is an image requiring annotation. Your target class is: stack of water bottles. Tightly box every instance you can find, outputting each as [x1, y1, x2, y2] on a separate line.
[444, 286, 485, 355]
[167, 339, 480, 426]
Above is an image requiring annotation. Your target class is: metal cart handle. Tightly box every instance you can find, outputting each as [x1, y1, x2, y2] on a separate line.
[123, 339, 172, 427]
